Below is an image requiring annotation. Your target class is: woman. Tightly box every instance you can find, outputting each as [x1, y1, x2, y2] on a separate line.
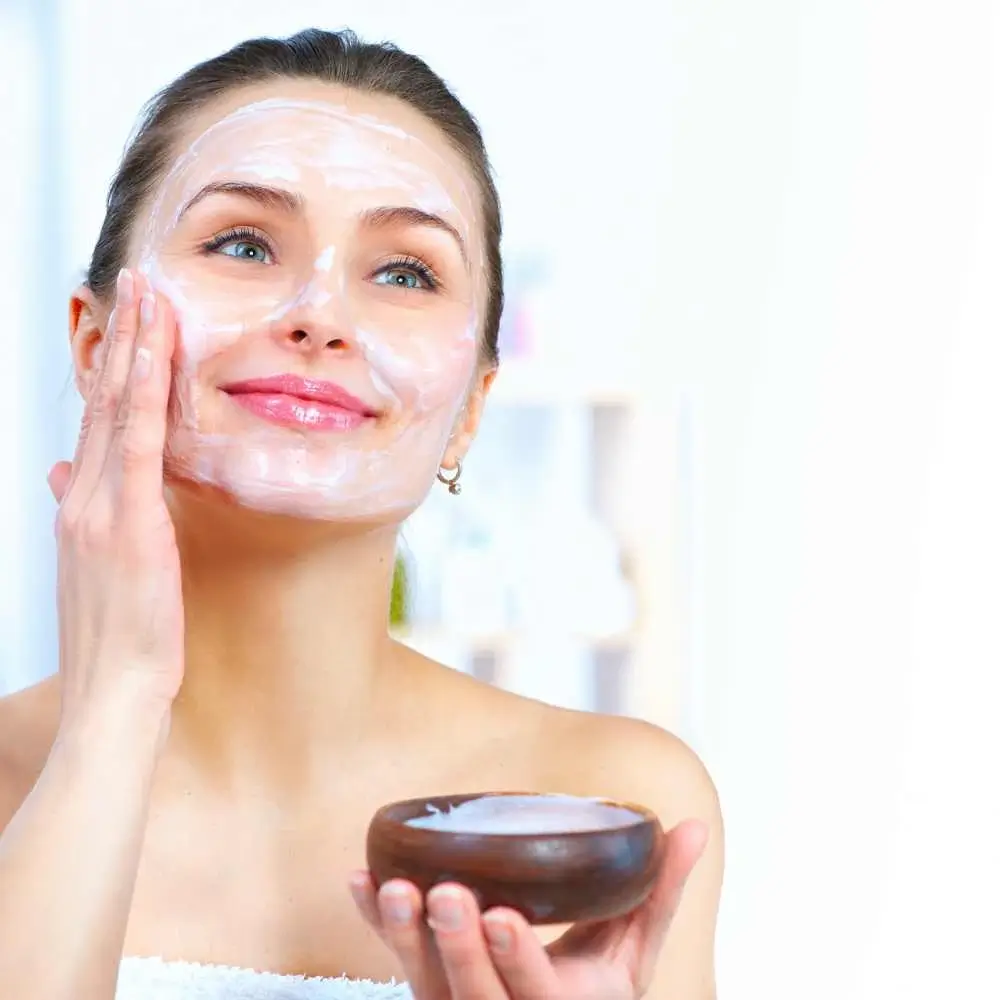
[0, 29, 723, 1000]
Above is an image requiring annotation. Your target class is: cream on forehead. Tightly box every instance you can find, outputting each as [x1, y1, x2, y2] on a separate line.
[137, 97, 481, 265]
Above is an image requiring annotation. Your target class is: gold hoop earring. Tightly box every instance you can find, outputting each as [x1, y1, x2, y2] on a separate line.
[436, 459, 463, 495]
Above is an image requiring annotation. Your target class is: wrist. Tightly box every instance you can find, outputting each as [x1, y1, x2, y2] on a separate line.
[56, 680, 172, 763]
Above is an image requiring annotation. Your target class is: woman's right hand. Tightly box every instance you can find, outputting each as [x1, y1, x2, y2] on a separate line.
[49, 267, 184, 727]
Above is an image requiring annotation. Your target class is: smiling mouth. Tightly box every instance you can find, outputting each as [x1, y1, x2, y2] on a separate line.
[220, 375, 378, 432]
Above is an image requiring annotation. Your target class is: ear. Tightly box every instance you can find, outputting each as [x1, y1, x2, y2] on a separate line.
[69, 283, 111, 399]
[441, 365, 497, 471]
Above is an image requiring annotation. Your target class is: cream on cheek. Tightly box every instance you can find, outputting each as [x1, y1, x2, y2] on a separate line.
[133, 100, 483, 519]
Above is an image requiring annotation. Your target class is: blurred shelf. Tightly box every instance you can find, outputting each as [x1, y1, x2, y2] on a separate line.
[489, 359, 639, 407]
[385, 366, 678, 726]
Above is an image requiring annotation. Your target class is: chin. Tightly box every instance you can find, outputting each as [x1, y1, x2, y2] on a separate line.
[163, 466, 420, 544]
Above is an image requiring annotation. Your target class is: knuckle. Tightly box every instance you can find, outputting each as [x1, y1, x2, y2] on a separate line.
[58, 504, 113, 548]
[73, 424, 90, 455]
[89, 380, 121, 419]
[118, 393, 166, 463]
[118, 421, 165, 478]
[124, 374, 164, 420]
[54, 505, 78, 538]
[110, 305, 132, 339]
[118, 433, 154, 474]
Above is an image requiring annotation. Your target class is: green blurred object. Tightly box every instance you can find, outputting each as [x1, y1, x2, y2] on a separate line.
[390, 553, 409, 627]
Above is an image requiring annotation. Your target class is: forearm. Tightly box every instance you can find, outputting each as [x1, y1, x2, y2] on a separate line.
[0, 691, 169, 1000]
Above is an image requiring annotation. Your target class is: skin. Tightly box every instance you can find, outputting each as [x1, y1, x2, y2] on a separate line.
[0, 79, 723, 999]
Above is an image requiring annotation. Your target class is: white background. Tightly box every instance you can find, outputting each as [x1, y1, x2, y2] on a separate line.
[1, 0, 998, 996]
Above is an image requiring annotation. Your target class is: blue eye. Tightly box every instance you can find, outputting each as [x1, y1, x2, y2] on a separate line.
[202, 227, 274, 264]
[220, 240, 271, 263]
[375, 268, 424, 290]
[373, 256, 438, 291]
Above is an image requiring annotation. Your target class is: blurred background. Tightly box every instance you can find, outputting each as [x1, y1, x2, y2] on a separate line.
[1, 0, 998, 995]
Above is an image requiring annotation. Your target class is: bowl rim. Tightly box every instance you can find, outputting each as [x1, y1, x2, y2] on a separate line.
[369, 790, 662, 842]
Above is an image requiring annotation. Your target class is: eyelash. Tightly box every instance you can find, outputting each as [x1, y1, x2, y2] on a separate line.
[375, 254, 440, 291]
[199, 230, 441, 290]
[201, 226, 276, 261]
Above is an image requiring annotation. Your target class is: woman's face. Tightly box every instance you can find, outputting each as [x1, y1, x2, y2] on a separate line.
[128, 81, 490, 521]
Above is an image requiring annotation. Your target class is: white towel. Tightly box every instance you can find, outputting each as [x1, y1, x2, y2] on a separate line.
[116, 957, 413, 999]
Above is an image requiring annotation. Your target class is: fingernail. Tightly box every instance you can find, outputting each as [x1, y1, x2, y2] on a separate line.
[117, 268, 134, 306]
[133, 347, 153, 383]
[380, 884, 413, 925]
[428, 887, 465, 932]
[140, 292, 156, 328]
[483, 915, 512, 953]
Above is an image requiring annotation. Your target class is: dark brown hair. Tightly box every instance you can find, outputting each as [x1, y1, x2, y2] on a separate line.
[86, 28, 503, 365]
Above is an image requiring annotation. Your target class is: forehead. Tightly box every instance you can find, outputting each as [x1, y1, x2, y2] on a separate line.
[153, 81, 481, 226]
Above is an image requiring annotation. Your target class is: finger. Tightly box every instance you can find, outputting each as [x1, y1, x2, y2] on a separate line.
[47, 462, 73, 504]
[615, 819, 709, 992]
[348, 871, 383, 931]
[427, 884, 507, 999]
[549, 819, 709, 965]
[482, 908, 561, 1000]
[115, 287, 175, 513]
[636, 819, 709, 946]
[66, 267, 140, 500]
[377, 880, 450, 999]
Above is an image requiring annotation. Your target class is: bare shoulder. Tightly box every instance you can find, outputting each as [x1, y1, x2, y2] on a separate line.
[551, 709, 724, 998]
[544, 709, 721, 829]
[398, 649, 723, 841]
[434, 657, 721, 826]
[401, 646, 555, 746]
[0, 678, 61, 831]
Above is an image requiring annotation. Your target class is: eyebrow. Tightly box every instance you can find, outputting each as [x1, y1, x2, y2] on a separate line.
[178, 182, 467, 263]
[360, 205, 467, 264]
[178, 180, 305, 219]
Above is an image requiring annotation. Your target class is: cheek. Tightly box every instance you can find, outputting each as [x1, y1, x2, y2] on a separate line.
[360, 315, 480, 413]
[162, 307, 247, 436]
[177, 305, 243, 372]
[144, 260, 252, 371]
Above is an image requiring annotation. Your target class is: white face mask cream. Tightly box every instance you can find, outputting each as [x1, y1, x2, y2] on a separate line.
[134, 96, 487, 520]
[405, 794, 646, 834]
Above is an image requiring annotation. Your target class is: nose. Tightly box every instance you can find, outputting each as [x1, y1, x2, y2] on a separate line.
[281, 326, 350, 352]
[271, 274, 356, 356]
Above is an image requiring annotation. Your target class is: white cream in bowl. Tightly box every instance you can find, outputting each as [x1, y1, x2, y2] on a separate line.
[404, 793, 646, 834]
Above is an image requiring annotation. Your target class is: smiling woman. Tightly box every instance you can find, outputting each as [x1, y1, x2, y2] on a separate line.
[88, 81, 491, 521]
[0, 27, 722, 1000]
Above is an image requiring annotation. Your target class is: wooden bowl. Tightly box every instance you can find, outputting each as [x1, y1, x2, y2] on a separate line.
[366, 791, 664, 925]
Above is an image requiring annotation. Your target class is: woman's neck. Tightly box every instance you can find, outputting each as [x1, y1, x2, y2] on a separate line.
[162, 487, 401, 800]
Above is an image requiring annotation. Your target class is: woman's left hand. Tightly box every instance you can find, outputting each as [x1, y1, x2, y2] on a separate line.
[349, 818, 708, 999]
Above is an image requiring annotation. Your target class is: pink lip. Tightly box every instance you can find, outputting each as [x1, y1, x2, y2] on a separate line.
[220, 375, 377, 432]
